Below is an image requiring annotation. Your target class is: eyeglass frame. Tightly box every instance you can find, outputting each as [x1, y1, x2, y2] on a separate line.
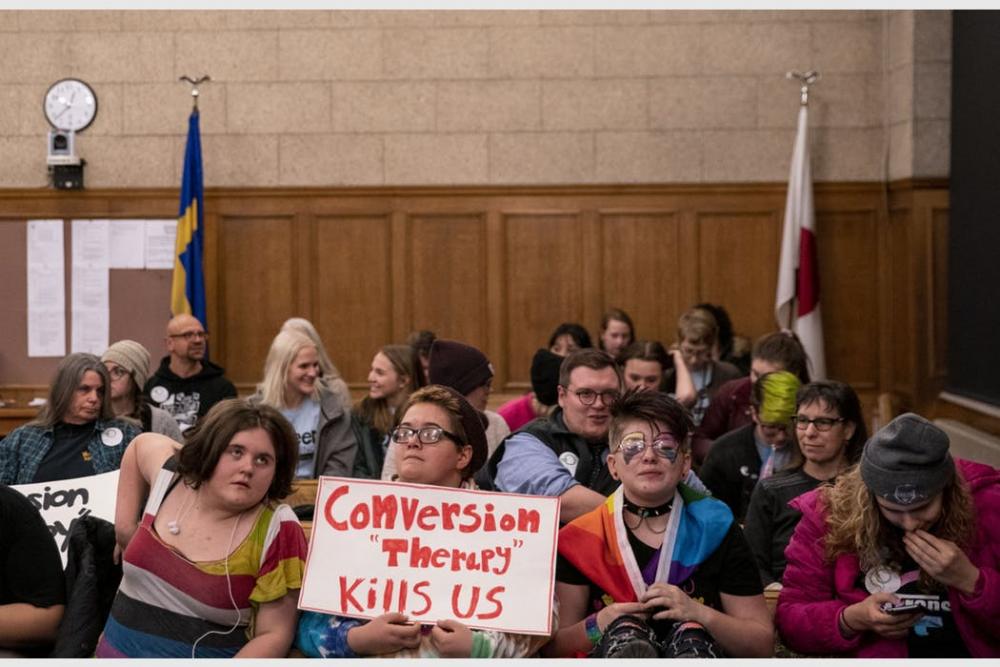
[103, 364, 131, 381]
[168, 330, 209, 341]
[613, 432, 682, 464]
[565, 386, 620, 407]
[792, 415, 846, 432]
[390, 425, 465, 447]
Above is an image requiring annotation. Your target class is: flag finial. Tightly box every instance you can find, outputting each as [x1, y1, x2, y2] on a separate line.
[179, 75, 212, 110]
[786, 70, 819, 106]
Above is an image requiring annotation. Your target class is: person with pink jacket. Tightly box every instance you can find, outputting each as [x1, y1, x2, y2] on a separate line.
[775, 413, 1000, 657]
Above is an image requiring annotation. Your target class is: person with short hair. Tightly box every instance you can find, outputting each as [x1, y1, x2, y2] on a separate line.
[296, 385, 552, 658]
[102, 340, 183, 441]
[699, 371, 801, 523]
[1, 353, 141, 484]
[693, 331, 810, 465]
[497, 348, 563, 432]
[99, 399, 307, 658]
[743, 380, 867, 586]
[776, 413, 1000, 657]
[597, 308, 635, 360]
[0, 484, 66, 656]
[488, 349, 623, 524]
[548, 322, 593, 357]
[143, 314, 238, 434]
[252, 330, 357, 478]
[547, 389, 773, 658]
[350, 345, 413, 480]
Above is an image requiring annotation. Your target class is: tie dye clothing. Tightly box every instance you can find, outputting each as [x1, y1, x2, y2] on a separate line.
[96, 467, 307, 658]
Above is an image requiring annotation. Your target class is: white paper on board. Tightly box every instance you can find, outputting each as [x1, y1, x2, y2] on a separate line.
[26, 219, 66, 357]
[71, 266, 109, 355]
[109, 220, 146, 269]
[145, 220, 178, 269]
[71, 219, 110, 269]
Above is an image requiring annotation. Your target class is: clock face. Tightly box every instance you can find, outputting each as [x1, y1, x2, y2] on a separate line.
[44, 79, 98, 132]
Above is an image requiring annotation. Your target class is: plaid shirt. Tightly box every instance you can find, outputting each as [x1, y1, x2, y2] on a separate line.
[0, 418, 141, 485]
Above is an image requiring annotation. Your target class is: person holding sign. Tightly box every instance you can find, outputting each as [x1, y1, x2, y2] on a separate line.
[549, 389, 773, 658]
[252, 330, 357, 479]
[96, 399, 307, 658]
[297, 385, 553, 658]
[1, 353, 141, 485]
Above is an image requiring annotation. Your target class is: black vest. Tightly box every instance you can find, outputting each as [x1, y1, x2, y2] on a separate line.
[479, 409, 618, 496]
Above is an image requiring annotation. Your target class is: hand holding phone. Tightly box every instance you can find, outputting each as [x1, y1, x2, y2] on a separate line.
[880, 600, 923, 615]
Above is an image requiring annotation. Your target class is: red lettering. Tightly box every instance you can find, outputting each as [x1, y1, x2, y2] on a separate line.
[381, 538, 408, 567]
[324, 485, 350, 530]
[431, 548, 449, 568]
[409, 537, 432, 568]
[339, 576, 363, 612]
[460, 504, 481, 533]
[371, 494, 398, 529]
[518, 508, 541, 533]
[483, 503, 496, 531]
[451, 584, 481, 619]
[382, 578, 394, 612]
[441, 502, 461, 530]
[401, 497, 420, 530]
[350, 503, 370, 530]
[417, 505, 439, 530]
[399, 579, 408, 612]
[411, 581, 432, 616]
[499, 514, 516, 531]
[366, 577, 377, 609]
[479, 586, 505, 619]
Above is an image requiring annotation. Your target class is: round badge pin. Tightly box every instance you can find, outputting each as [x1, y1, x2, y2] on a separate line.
[864, 565, 901, 594]
[150, 386, 169, 403]
[558, 451, 579, 475]
[101, 427, 124, 447]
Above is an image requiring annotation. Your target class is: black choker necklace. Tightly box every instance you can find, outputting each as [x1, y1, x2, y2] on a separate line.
[623, 495, 673, 519]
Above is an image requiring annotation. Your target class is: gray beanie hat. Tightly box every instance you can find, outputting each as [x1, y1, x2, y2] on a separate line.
[101, 339, 152, 388]
[860, 412, 954, 506]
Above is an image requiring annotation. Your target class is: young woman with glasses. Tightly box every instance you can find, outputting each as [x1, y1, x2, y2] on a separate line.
[743, 380, 868, 587]
[296, 385, 553, 658]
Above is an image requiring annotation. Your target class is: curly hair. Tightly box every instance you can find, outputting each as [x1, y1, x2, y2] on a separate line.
[822, 465, 976, 591]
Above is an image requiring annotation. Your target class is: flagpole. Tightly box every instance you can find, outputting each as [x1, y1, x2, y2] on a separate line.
[179, 75, 211, 110]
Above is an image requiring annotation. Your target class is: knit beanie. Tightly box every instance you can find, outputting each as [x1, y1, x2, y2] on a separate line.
[860, 413, 954, 506]
[438, 385, 489, 477]
[757, 371, 800, 424]
[428, 340, 494, 397]
[530, 348, 563, 406]
[101, 339, 151, 388]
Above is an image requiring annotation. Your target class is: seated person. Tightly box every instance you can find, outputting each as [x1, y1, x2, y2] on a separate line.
[0, 484, 65, 657]
[597, 308, 635, 361]
[350, 345, 414, 480]
[663, 309, 742, 426]
[1, 353, 141, 485]
[102, 340, 184, 441]
[776, 413, 1000, 657]
[693, 331, 810, 466]
[297, 385, 552, 658]
[547, 321, 593, 357]
[699, 371, 801, 523]
[743, 380, 867, 586]
[97, 399, 307, 658]
[546, 389, 773, 658]
[497, 348, 562, 432]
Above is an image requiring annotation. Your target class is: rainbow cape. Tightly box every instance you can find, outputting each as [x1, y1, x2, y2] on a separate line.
[558, 484, 733, 603]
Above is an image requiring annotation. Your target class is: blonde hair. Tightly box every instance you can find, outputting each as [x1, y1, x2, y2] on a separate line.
[258, 330, 319, 409]
[677, 309, 718, 346]
[822, 465, 976, 591]
[281, 317, 351, 407]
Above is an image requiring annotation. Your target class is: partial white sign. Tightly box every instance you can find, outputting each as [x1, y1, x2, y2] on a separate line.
[109, 219, 146, 269]
[145, 219, 178, 269]
[26, 219, 66, 357]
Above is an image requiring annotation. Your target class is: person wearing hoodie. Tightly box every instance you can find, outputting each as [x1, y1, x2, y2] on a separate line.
[142, 314, 237, 434]
[776, 413, 1000, 658]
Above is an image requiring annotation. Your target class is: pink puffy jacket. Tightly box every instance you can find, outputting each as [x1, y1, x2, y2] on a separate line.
[775, 459, 1000, 658]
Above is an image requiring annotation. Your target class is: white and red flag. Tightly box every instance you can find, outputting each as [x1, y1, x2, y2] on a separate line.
[775, 104, 826, 380]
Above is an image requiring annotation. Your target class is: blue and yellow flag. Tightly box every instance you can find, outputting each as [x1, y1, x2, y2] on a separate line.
[170, 110, 206, 325]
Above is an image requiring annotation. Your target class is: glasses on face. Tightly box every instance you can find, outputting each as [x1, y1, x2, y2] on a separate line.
[169, 330, 208, 341]
[569, 388, 619, 406]
[391, 425, 463, 447]
[104, 365, 130, 380]
[680, 344, 711, 360]
[793, 416, 845, 432]
[615, 433, 680, 465]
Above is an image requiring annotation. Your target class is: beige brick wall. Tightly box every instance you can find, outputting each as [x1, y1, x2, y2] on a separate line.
[0, 9, 950, 188]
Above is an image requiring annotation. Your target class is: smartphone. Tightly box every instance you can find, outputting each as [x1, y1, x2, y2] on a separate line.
[881, 601, 924, 615]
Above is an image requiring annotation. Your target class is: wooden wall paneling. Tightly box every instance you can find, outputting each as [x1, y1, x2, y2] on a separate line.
[216, 215, 297, 384]
[696, 211, 781, 342]
[406, 213, 488, 348]
[312, 214, 394, 386]
[294, 212, 315, 317]
[390, 211, 410, 345]
[928, 205, 949, 382]
[581, 209, 604, 342]
[485, 209, 507, 387]
[599, 210, 682, 346]
[887, 205, 916, 401]
[502, 212, 585, 387]
[676, 207, 701, 332]
[815, 210, 879, 389]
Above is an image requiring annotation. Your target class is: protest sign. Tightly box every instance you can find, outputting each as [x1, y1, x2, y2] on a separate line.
[14, 469, 119, 567]
[299, 478, 560, 635]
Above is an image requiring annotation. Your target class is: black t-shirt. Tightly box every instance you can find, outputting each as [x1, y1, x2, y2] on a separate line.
[33, 422, 97, 483]
[0, 485, 66, 608]
[557, 522, 763, 618]
[854, 559, 970, 658]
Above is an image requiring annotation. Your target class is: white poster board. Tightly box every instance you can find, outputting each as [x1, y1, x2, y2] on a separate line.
[13, 470, 120, 568]
[26, 219, 66, 357]
[299, 478, 560, 636]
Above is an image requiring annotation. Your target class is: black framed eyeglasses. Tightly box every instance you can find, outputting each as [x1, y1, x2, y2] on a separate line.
[570, 388, 619, 406]
[615, 434, 680, 464]
[792, 416, 845, 432]
[168, 330, 208, 341]
[390, 425, 463, 446]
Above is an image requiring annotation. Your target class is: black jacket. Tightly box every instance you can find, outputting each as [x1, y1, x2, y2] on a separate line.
[142, 357, 237, 432]
[699, 423, 761, 523]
